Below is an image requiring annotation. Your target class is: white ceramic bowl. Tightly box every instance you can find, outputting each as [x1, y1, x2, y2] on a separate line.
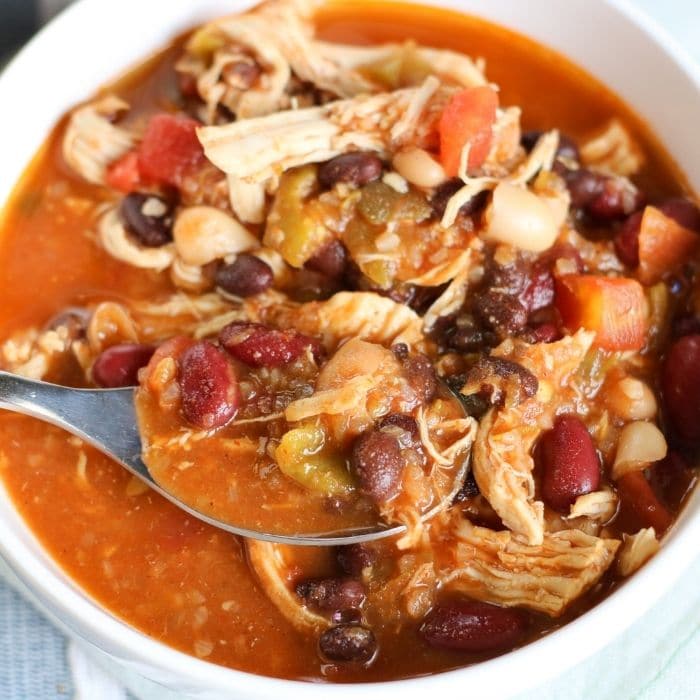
[0, 1, 699, 698]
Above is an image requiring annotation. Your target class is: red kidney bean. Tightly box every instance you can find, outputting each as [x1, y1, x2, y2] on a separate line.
[119, 192, 174, 247]
[587, 177, 644, 221]
[305, 239, 348, 279]
[319, 625, 377, 663]
[519, 263, 555, 313]
[337, 544, 378, 576]
[318, 152, 383, 189]
[616, 471, 673, 534]
[521, 130, 580, 162]
[93, 343, 155, 388]
[219, 321, 321, 368]
[522, 322, 561, 344]
[350, 429, 404, 504]
[614, 210, 643, 268]
[215, 255, 273, 297]
[178, 341, 239, 429]
[401, 353, 438, 404]
[561, 168, 606, 209]
[662, 334, 700, 443]
[295, 578, 366, 612]
[420, 600, 528, 653]
[538, 415, 600, 512]
[659, 197, 700, 233]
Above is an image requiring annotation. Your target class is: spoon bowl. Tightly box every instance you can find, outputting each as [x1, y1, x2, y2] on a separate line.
[0, 369, 439, 545]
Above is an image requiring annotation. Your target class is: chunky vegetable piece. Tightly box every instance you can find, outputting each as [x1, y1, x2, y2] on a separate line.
[555, 275, 648, 350]
[439, 86, 499, 176]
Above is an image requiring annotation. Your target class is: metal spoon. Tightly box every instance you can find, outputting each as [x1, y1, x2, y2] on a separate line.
[0, 370, 413, 546]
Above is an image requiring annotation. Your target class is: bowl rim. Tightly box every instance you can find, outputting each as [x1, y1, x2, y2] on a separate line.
[0, 0, 699, 697]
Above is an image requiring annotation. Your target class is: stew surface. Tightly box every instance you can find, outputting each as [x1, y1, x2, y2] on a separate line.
[0, 0, 698, 682]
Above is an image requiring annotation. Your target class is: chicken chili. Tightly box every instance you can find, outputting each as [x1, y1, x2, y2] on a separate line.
[1, 0, 698, 681]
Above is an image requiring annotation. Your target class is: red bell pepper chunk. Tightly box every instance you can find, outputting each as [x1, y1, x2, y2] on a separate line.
[637, 205, 698, 285]
[137, 114, 205, 188]
[555, 274, 648, 351]
[439, 86, 499, 177]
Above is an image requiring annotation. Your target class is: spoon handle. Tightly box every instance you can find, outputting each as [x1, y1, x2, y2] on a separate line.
[0, 371, 140, 463]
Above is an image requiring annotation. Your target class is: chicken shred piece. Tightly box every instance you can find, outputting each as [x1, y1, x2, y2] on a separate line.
[62, 96, 135, 185]
[246, 291, 425, 351]
[198, 82, 455, 183]
[438, 517, 620, 617]
[469, 330, 595, 545]
[567, 488, 618, 522]
[246, 540, 330, 633]
[227, 176, 267, 223]
[617, 527, 659, 577]
[580, 119, 644, 177]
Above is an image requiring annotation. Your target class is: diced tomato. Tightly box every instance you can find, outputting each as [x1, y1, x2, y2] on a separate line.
[105, 150, 143, 193]
[137, 114, 205, 187]
[439, 86, 499, 177]
[555, 274, 648, 351]
[617, 471, 673, 534]
[637, 205, 698, 285]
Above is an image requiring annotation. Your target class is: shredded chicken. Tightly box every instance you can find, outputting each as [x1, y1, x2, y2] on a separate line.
[62, 96, 135, 185]
[568, 488, 618, 522]
[0, 326, 74, 379]
[469, 330, 595, 545]
[580, 119, 644, 177]
[247, 290, 425, 351]
[246, 540, 330, 633]
[617, 527, 659, 577]
[438, 517, 620, 617]
[198, 81, 454, 183]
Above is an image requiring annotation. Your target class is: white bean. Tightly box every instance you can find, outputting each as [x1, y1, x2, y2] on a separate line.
[484, 182, 559, 252]
[606, 376, 657, 421]
[612, 421, 667, 480]
[392, 148, 446, 189]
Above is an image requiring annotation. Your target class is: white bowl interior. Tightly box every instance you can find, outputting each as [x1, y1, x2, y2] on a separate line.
[0, 1, 699, 698]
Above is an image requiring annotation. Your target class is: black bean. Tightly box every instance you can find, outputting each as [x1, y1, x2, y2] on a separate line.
[350, 430, 404, 504]
[319, 625, 376, 663]
[401, 353, 438, 404]
[431, 179, 488, 219]
[473, 292, 528, 334]
[44, 307, 91, 340]
[456, 392, 491, 420]
[296, 578, 366, 612]
[521, 130, 580, 162]
[119, 193, 173, 247]
[305, 239, 348, 278]
[318, 152, 383, 188]
[215, 254, 273, 297]
[453, 471, 480, 503]
[337, 544, 378, 577]
[379, 413, 420, 445]
[447, 327, 498, 353]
